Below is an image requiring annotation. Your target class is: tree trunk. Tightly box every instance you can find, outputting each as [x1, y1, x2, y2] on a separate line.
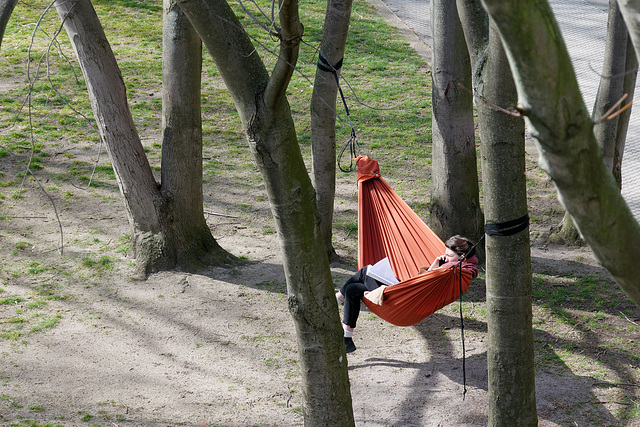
[594, 0, 630, 180]
[175, 0, 354, 424]
[55, 0, 235, 276]
[481, 0, 640, 308]
[0, 0, 17, 51]
[613, 38, 638, 185]
[430, 0, 483, 243]
[310, 0, 353, 262]
[161, 0, 234, 271]
[478, 33, 536, 426]
[458, 1, 538, 423]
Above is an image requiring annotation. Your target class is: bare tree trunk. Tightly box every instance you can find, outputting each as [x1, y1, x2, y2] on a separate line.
[55, 0, 235, 276]
[161, 0, 234, 270]
[310, 0, 353, 262]
[176, 0, 354, 424]
[457, 1, 537, 423]
[613, 38, 638, 184]
[594, 0, 630, 178]
[481, 0, 640, 307]
[478, 35, 536, 427]
[55, 0, 163, 266]
[430, 0, 483, 243]
[0, 0, 17, 51]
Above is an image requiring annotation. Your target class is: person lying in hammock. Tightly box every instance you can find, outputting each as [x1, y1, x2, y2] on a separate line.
[336, 235, 479, 354]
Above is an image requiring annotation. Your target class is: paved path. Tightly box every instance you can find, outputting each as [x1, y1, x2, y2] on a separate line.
[372, 0, 640, 217]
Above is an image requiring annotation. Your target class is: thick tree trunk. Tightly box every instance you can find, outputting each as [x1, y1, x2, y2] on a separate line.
[457, 1, 538, 423]
[481, 0, 640, 307]
[176, 0, 354, 424]
[0, 0, 17, 51]
[55, 0, 235, 276]
[310, 0, 353, 262]
[430, 0, 483, 243]
[161, 0, 235, 271]
[477, 32, 537, 426]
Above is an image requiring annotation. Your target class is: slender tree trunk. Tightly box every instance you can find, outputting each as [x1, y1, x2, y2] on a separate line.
[481, 0, 640, 307]
[176, 0, 354, 424]
[613, 38, 638, 185]
[161, 0, 234, 271]
[55, 0, 164, 266]
[458, 1, 537, 423]
[310, 0, 353, 262]
[594, 0, 629, 177]
[430, 0, 483, 243]
[0, 0, 17, 51]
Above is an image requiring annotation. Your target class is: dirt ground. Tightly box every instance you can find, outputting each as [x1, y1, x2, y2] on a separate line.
[0, 156, 637, 427]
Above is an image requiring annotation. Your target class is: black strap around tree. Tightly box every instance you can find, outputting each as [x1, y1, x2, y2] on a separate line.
[317, 53, 360, 172]
[485, 214, 530, 237]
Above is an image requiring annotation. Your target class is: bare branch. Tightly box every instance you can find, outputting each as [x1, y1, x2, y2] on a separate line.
[1, 144, 64, 254]
[457, 82, 523, 117]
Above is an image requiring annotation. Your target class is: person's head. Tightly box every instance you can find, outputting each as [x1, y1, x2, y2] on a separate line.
[445, 235, 476, 261]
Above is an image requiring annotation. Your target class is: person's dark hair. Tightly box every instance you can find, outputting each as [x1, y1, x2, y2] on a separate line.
[445, 235, 476, 259]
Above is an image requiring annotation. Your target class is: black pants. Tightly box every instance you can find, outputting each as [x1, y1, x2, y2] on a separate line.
[340, 266, 383, 328]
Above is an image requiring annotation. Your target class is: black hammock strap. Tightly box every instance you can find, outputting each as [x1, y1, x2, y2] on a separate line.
[485, 214, 530, 237]
[317, 53, 360, 172]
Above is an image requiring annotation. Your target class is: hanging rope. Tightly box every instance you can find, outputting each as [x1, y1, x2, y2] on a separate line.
[453, 215, 528, 398]
[317, 53, 360, 172]
[456, 234, 485, 400]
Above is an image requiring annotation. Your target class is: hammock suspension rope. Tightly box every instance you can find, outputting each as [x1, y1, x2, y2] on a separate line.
[457, 234, 484, 400]
[454, 215, 529, 397]
[317, 53, 360, 172]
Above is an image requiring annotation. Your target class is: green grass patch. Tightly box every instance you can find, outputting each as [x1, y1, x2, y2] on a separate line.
[0, 296, 24, 305]
[81, 255, 114, 271]
[30, 314, 62, 333]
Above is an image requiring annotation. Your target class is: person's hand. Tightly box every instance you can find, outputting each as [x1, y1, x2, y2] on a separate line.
[428, 255, 446, 271]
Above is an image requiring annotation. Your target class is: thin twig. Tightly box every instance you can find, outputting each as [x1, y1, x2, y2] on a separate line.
[457, 82, 523, 117]
[604, 100, 633, 121]
[620, 311, 639, 326]
[1, 144, 64, 254]
[204, 210, 240, 219]
[593, 381, 640, 388]
[594, 93, 629, 123]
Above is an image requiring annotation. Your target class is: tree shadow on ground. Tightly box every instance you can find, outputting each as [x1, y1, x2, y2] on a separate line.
[347, 306, 629, 425]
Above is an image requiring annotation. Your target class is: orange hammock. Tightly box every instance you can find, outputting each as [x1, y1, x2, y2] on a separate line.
[356, 155, 474, 327]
